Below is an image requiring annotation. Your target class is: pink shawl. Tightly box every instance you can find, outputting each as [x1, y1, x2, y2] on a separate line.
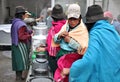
[46, 20, 66, 56]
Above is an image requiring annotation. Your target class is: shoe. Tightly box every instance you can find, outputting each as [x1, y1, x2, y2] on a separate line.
[21, 77, 26, 80]
[16, 76, 21, 80]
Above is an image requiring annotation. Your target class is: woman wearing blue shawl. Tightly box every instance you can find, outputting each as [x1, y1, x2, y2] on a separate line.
[69, 5, 120, 82]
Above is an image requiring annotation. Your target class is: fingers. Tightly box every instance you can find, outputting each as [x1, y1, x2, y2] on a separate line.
[59, 31, 69, 38]
[64, 36, 71, 42]
[36, 47, 45, 52]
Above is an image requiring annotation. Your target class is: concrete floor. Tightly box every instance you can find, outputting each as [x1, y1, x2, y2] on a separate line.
[0, 51, 25, 82]
[0, 50, 54, 82]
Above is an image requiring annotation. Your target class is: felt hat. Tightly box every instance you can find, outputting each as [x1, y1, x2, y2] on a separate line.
[51, 4, 65, 19]
[85, 5, 107, 23]
[15, 6, 26, 14]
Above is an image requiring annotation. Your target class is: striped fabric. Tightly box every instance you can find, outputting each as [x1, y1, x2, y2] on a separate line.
[11, 42, 30, 71]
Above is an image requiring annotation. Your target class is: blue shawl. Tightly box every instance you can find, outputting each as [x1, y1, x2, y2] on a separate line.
[69, 20, 120, 82]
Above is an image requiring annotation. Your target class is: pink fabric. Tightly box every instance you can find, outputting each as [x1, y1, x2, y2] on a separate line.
[46, 20, 66, 56]
[54, 53, 83, 82]
[104, 11, 113, 19]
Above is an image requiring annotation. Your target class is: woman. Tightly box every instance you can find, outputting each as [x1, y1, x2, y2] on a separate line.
[53, 4, 89, 82]
[36, 4, 66, 75]
[11, 6, 33, 80]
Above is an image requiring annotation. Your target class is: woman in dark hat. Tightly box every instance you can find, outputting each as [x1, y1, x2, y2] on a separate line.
[11, 6, 33, 80]
[36, 4, 66, 75]
[85, 5, 107, 31]
[69, 5, 120, 82]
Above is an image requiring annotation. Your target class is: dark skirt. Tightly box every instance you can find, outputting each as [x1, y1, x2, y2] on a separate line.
[48, 49, 70, 75]
[11, 42, 30, 71]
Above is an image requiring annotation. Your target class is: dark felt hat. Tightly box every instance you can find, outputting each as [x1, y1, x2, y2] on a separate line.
[85, 5, 107, 23]
[15, 6, 26, 14]
[51, 4, 65, 19]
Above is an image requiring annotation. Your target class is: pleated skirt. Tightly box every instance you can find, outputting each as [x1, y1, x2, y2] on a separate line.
[11, 42, 30, 71]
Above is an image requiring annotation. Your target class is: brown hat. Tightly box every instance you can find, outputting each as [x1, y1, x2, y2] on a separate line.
[15, 6, 26, 14]
[51, 4, 65, 19]
[85, 5, 107, 23]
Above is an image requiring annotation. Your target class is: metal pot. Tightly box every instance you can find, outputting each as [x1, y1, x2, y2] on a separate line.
[33, 25, 48, 35]
[28, 77, 54, 82]
[36, 52, 47, 59]
[32, 35, 47, 51]
[32, 58, 49, 75]
[32, 58, 48, 69]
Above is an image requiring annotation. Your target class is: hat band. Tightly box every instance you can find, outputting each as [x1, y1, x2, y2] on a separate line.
[86, 14, 106, 23]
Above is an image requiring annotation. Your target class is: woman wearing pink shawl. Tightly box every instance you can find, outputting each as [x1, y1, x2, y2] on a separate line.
[36, 4, 66, 75]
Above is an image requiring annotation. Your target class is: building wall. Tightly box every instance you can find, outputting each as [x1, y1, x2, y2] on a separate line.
[55, 0, 87, 17]
[0, 0, 51, 24]
[108, 0, 120, 18]
[0, 0, 8, 24]
[87, 0, 120, 19]
[8, 0, 51, 18]
[0, 0, 120, 24]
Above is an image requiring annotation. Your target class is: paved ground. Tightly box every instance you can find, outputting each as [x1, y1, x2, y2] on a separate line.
[0, 49, 54, 82]
[0, 50, 25, 82]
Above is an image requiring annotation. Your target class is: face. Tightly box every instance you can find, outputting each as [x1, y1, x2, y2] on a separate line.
[22, 14, 26, 20]
[68, 17, 81, 28]
[25, 13, 30, 18]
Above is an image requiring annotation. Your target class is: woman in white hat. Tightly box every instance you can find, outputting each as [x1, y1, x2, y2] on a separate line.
[54, 3, 89, 82]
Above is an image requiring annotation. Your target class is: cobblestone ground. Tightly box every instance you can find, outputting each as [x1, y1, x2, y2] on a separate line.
[0, 51, 25, 82]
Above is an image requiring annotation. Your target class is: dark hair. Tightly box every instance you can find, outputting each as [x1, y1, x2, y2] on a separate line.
[15, 12, 25, 19]
[52, 16, 65, 22]
[85, 22, 95, 32]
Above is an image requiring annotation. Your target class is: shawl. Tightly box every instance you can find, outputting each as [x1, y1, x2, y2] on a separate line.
[11, 18, 26, 45]
[69, 20, 120, 82]
[57, 20, 89, 55]
[46, 20, 66, 56]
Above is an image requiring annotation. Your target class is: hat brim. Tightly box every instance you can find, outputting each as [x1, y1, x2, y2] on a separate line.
[85, 15, 107, 23]
[16, 11, 26, 14]
[68, 14, 80, 19]
[51, 13, 66, 19]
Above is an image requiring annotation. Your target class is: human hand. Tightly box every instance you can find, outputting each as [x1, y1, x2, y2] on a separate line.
[61, 68, 70, 76]
[64, 36, 71, 43]
[58, 31, 69, 39]
[36, 47, 45, 52]
[36, 16, 43, 22]
[30, 30, 34, 36]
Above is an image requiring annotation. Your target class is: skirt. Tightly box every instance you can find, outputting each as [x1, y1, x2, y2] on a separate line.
[11, 42, 30, 71]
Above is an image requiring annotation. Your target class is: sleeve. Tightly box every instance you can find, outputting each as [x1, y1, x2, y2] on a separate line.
[18, 26, 31, 42]
[54, 33, 62, 43]
[68, 38, 81, 50]
[54, 23, 67, 43]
